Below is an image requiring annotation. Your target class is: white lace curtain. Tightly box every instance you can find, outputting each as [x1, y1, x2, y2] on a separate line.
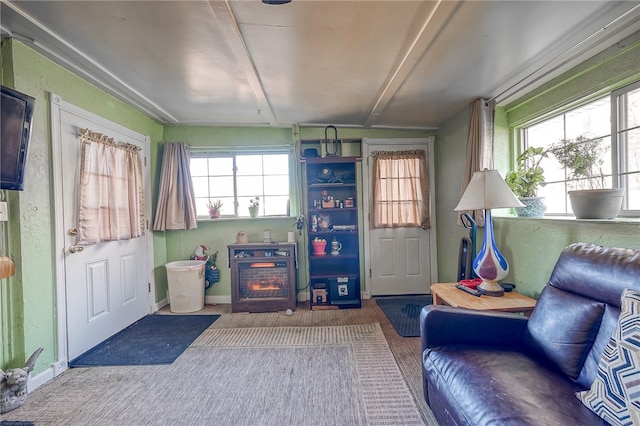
[372, 150, 430, 229]
[152, 142, 198, 231]
[76, 128, 145, 245]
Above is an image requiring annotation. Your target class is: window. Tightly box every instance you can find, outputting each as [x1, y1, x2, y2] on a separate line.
[522, 81, 640, 216]
[190, 152, 290, 218]
[613, 81, 640, 212]
[371, 150, 430, 228]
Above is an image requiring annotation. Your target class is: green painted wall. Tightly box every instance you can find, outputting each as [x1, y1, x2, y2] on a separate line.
[436, 102, 639, 299]
[159, 125, 433, 300]
[1, 40, 163, 374]
[434, 32, 640, 299]
[158, 125, 297, 301]
[434, 104, 471, 281]
[494, 218, 640, 299]
[506, 31, 640, 127]
[3, 28, 640, 380]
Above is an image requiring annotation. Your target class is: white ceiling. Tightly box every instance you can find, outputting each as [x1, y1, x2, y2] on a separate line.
[2, 1, 640, 129]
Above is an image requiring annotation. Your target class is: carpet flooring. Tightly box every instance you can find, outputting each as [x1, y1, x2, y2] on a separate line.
[4, 299, 438, 425]
[69, 314, 220, 367]
[5, 323, 425, 425]
[374, 296, 433, 337]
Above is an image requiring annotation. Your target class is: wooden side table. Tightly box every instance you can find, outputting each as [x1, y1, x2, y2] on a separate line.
[430, 282, 536, 316]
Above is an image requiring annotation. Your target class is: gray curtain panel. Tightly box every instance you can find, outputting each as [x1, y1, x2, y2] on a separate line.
[153, 141, 198, 231]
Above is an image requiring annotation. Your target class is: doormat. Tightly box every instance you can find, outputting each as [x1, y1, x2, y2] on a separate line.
[375, 295, 432, 337]
[69, 314, 220, 367]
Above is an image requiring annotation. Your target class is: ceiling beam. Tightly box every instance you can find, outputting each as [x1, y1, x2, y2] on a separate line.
[492, 3, 640, 104]
[207, 1, 277, 127]
[2, 0, 180, 124]
[363, 0, 458, 128]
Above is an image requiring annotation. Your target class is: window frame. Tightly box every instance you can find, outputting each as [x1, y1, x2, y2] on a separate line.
[190, 148, 295, 219]
[612, 80, 640, 216]
[518, 80, 640, 218]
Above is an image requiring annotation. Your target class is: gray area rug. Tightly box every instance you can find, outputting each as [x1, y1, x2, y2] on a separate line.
[3, 324, 424, 425]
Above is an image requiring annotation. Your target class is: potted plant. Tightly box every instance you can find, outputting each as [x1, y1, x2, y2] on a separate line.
[505, 147, 548, 217]
[207, 199, 223, 219]
[311, 237, 327, 256]
[248, 197, 260, 218]
[549, 135, 623, 219]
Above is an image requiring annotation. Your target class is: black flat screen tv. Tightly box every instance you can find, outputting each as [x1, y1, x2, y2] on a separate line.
[1, 85, 35, 191]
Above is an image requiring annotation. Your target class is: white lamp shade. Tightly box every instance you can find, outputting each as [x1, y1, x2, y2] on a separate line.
[455, 169, 524, 211]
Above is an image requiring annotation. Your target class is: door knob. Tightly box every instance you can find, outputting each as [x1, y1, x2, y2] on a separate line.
[69, 245, 84, 253]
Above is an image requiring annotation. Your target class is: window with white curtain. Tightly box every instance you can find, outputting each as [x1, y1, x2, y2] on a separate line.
[521, 80, 640, 216]
[372, 150, 430, 228]
[190, 152, 290, 218]
[77, 129, 145, 244]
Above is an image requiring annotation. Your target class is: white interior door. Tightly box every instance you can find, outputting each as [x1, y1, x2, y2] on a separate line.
[52, 96, 152, 363]
[363, 138, 437, 296]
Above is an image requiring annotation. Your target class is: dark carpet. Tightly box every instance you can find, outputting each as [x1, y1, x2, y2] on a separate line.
[375, 295, 432, 337]
[69, 314, 220, 367]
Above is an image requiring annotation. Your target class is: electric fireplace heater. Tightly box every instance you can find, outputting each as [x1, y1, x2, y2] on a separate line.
[228, 243, 297, 313]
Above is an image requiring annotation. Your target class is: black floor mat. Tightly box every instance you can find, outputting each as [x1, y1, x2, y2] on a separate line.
[375, 295, 432, 337]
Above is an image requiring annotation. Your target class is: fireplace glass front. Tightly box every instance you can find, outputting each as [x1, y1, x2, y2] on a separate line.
[239, 261, 289, 299]
[228, 243, 297, 313]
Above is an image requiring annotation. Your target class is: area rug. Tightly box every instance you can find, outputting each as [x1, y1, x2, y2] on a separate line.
[68, 314, 220, 367]
[5, 324, 425, 425]
[375, 295, 432, 337]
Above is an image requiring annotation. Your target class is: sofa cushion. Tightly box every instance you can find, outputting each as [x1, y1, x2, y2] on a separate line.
[423, 345, 604, 425]
[577, 289, 640, 426]
[524, 285, 605, 380]
[547, 243, 640, 307]
[576, 305, 621, 389]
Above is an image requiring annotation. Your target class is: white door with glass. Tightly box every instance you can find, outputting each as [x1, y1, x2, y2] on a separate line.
[363, 138, 437, 296]
[53, 99, 151, 361]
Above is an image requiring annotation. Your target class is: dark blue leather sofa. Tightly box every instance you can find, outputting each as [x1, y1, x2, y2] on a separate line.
[420, 242, 640, 425]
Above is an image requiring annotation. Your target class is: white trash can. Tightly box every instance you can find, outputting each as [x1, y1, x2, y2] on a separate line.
[165, 260, 206, 313]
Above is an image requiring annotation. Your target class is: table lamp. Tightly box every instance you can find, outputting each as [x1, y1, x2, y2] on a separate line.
[454, 169, 524, 296]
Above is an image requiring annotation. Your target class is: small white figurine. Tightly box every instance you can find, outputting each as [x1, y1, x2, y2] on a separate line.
[236, 231, 248, 244]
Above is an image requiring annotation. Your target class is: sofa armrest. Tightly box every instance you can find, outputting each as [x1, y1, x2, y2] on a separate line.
[420, 305, 529, 353]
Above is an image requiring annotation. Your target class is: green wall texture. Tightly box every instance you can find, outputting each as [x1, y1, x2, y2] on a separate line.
[159, 125, 433, 302]
[2, 28, 640, 381]
[1, 40, 163, 374]
[434, 33, 640, 298]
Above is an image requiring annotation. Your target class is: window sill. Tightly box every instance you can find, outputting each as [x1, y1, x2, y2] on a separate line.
[495, 214, 640, 224]
[198, 216, 293, 223]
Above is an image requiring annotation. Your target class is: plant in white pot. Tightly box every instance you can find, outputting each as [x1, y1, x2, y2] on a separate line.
[549, 135, 623, 219]
[248, 197, 260, 218]
[505, 147, 548, 217]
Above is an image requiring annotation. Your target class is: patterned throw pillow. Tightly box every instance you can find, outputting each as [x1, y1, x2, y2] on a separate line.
[577, 289, 640, 426]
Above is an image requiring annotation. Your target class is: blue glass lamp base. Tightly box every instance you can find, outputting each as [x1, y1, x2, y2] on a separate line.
[473, 209, 507, 297]
[478, 281, 505, 297]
